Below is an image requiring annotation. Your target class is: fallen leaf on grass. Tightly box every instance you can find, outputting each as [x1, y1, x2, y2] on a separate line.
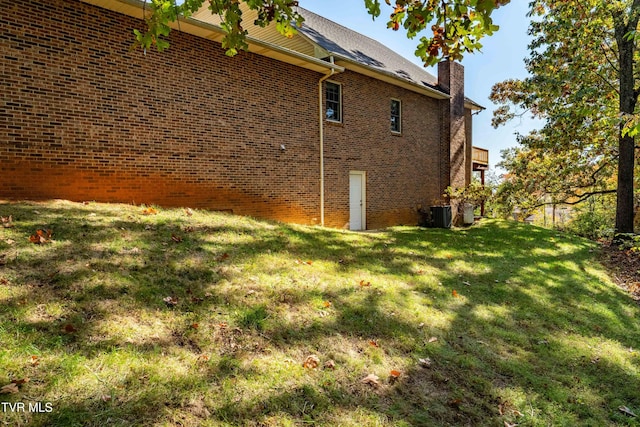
[619, 406, 637, 417]
[388, 371, 401, 385]
[452, 289, 459, 298]
[361, 373, 381, 388]
[369, 340, 379, 347]
[295, 259, 313, 265]
[217, 253, 230, 262]
[30, 355, 39, 366]
[122, 247, 141, 255]
[418, 358, 432, 368]
[428, 337, 438, 343]
[11, 378, 29, 386]
[185, 208, 194, 216]
[449, 398, 462, 408]
[63, 324, 77, 333]
[303, 355, 320, 369]
[498, 401, 507, 416]
[184, 226, 195, 233]
[389, 370, 401, 379]
[101, 395, 112, 402]
[197, 354, 210, 363]
[163, 296, 178, 307]
[1, 215, 13, 228]
[191, 323, 199, 329]
[171, 234, 183, 243]
[498, 400, 523, 418]
[0, 383, 19, 394]
[324, 360, 336, 370]
[323, 301, 332, 308]
[359, 280, 371, 288]
[504, 422, 518, 427]
[499, 400, 513, 416]
[29, 229, 53, 244]
[141, 207, 157, 215]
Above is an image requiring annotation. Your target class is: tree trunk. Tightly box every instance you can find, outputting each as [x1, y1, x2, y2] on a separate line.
[614, 6, 640, 233]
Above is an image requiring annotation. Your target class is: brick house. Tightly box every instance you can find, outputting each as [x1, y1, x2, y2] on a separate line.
[0, 0, 485, 230]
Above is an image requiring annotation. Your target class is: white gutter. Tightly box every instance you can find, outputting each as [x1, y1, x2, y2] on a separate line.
[318, 56, 341, 227]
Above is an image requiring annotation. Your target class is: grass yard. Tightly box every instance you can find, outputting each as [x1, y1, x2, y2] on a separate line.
[0, 200, 639, 426]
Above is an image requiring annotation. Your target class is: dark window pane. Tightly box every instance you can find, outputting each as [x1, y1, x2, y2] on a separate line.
[326, 82, 341, 121]
[391, 99, 401, 132]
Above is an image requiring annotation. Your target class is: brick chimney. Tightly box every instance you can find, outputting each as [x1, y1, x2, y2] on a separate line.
[438, 60, 469, 223]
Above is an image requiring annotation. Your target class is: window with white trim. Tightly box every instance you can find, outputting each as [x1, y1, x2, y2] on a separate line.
[325, 81, 342, 122]
[390, 99, 401, 133]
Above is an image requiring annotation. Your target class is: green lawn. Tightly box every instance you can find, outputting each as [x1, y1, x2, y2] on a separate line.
[0, 200, 638, 426]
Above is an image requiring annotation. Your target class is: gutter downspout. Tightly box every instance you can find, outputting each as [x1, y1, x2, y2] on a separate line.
[318, 56, 339, 227]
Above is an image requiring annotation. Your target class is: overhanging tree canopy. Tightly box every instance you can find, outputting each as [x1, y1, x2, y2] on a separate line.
[135, 0, 509, 65]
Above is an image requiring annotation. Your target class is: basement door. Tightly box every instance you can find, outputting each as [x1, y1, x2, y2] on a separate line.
[349, 171, 366, 231]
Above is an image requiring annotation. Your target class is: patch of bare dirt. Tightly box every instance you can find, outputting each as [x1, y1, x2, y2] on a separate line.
[599, 243, 640, 302]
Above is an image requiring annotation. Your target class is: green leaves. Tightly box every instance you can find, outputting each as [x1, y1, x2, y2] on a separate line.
[132, 0, 507, 65]
[491, 0, 640, 222]
[133, 0, 302, 56]
[372, 0, 509, 65]
[363, 0, 381, 19]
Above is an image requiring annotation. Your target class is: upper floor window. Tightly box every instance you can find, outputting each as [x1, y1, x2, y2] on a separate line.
[391, 99, 401, 133]
[325, 82, 342, 122]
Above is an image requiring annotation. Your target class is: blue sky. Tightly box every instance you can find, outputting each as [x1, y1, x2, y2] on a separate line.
[300, 1, 539, 172]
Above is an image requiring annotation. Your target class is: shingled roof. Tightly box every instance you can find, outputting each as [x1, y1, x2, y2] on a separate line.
[295, 7, 483, 109]
[296, 8, 438, 88]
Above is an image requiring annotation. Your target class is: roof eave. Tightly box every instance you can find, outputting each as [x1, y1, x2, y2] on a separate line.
[332, 56, 450, 100]
[464, 100, 485, 111]
[80, 0, 343, 74]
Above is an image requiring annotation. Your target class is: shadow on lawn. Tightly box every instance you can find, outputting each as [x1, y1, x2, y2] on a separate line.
[1, 202, 639, 426]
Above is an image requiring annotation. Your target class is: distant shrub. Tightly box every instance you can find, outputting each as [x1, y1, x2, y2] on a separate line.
[566, 195, 615, 240]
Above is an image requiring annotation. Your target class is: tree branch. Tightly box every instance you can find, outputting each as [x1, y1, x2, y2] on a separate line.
[593, 68, 620, 94]
[600, 38, 620, 74]
[583, 160, 614, 187]
[562, 189, 618, 205]
[529, 189, 617, 209]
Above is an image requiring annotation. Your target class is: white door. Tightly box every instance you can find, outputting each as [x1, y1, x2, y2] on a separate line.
[349, 171, 366, 230]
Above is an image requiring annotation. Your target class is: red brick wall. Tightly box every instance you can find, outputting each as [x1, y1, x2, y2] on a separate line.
[1, 0, 467, 230]
[465, 110, 473, 187]
[0, 0, 321, 224]
[438, 60, 471, 224]
[322, 71, 443, 229]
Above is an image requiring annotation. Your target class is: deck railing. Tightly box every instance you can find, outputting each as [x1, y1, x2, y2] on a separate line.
[472, 146, 489, 166]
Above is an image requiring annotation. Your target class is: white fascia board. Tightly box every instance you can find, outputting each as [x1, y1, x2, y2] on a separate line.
[80, 0, 343, 74]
